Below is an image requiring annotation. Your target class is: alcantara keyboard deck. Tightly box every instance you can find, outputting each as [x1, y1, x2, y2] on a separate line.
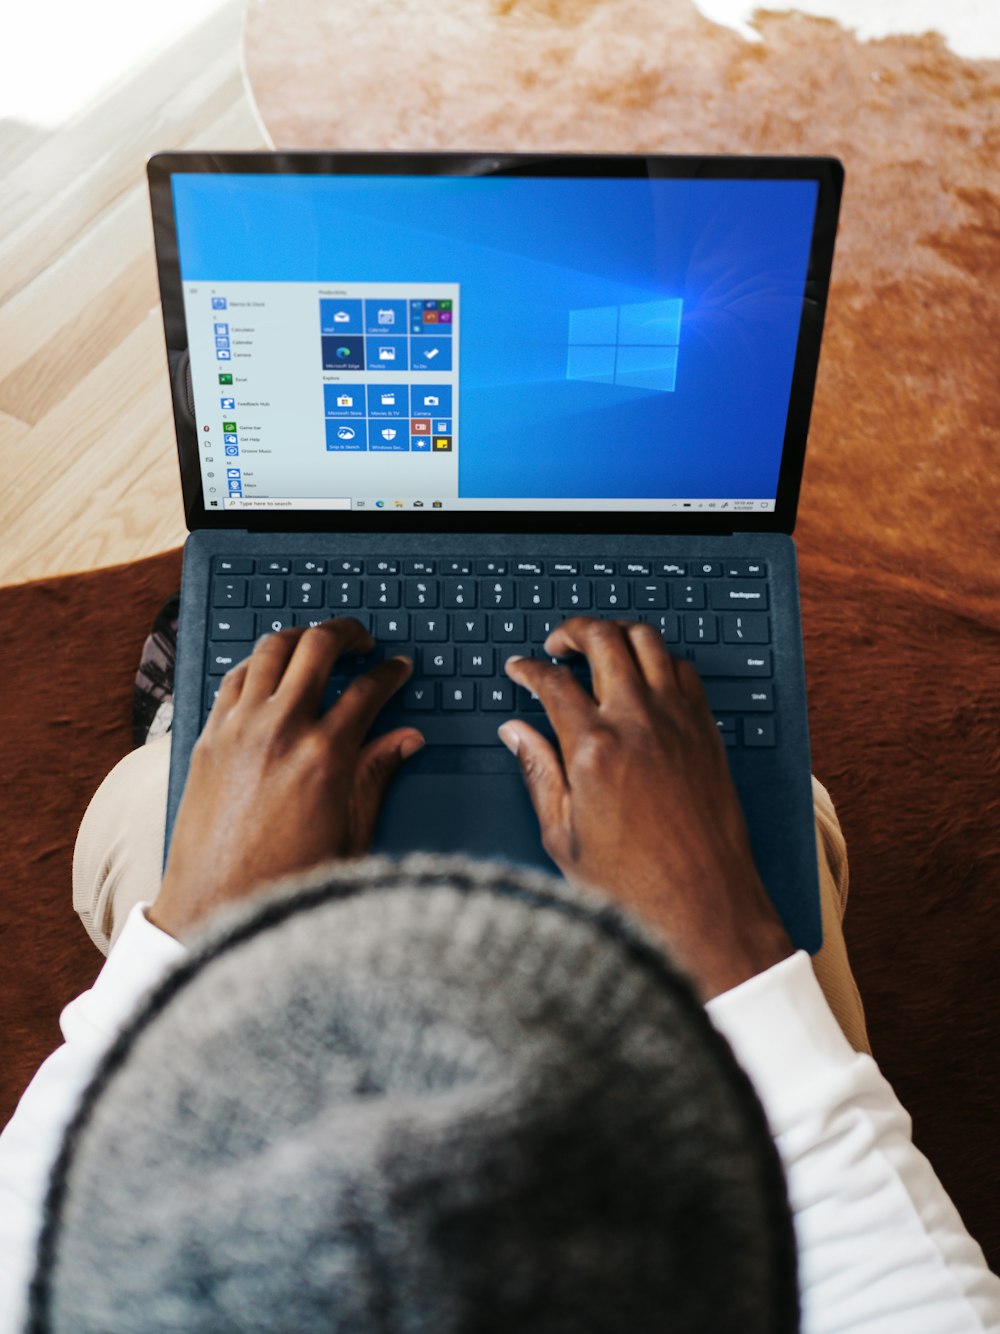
[205, 554, 776, 748]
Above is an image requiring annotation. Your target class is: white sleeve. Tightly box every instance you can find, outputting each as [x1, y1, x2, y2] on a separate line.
[706, 951, 1000, 1334]
[0, 905, 185, 1334]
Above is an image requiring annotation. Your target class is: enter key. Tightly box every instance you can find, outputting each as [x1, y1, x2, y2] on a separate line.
[688, 647, 773, 677]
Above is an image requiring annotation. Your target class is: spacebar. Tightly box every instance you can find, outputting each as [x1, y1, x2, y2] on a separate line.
[370, 714, 516, 746]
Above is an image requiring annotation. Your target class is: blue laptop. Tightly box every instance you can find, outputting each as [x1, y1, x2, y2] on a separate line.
[147, 151, 843, 953]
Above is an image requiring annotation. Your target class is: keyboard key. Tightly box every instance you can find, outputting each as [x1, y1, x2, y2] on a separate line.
[212, 577, 247, 608]
[703, 682, 774, 712]
[442, 682, 475, 710]
[405, 579, 439, 608]
[725, 560, 768, 578]
[691, 647, 772, 677]
[252, 578, 286, 608]
[403, 681, 436, 710]
[513, 560, 543, 576]
[258, 613, 294, 634]
[423, 646, 455, 675]
[684, 613, 718, 643]
[461, 646, 494, 675]
[371, 579, 401, 608]
[260, 559, 291, 575]
[657, 562, 686, 577]
[476, 559, 507, 575]
[404, 559, 436, 575]
[482, 579, 515, 608]
[481, 680, 514, 711]
[443, 560, 472, 576]
[744, 717, 776, 747]
[331, 558, 363, 575]
[671, 581, 705, 609]
[585, 561, 615, 576]
[374, 612, 410, 641]
[623, 561, 651, 576]
[207, 644, 254, 675]
[454, 613, 488, 642]
[204, 680, 223, 714]
[709, 582, 769, 611]
[329, 578, 362, 608]
[209, 611, 254, 640]
[557, 579, 591, 610]
[639, 612, 681, 643]
[519, 579, 553, 609]
[515, 684, 545, 712]
[694, 561, 723, 577]
[493, 612, 526, 642]
[595, 579, 629, 610]
[634, 580, 667, 609]
[369, 714, 507, 747]
[414, 613, 448, 641]
[550, 561, 579, 576]
[294, 612, 328, 629]
[530, 613, 560, 641]
[289, 578, 323, 607]
[722, 613, 771, 644]
[443, 578, 476, 608]
[341, 647, 385, 675]
[293, 559, 327, 575]
[213, 557, 253, 574]
[368, 559, 399, 574]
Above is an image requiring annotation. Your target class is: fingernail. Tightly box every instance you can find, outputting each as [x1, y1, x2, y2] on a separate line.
[498, 723, 520, 755]
[255, 633, 272, 647]
[391, 654, 413, 667]
[400, 734, 425, 759]
[505, 654, 524, 669]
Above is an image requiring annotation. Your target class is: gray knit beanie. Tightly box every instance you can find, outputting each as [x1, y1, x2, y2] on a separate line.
[29, 854, 798, 1333]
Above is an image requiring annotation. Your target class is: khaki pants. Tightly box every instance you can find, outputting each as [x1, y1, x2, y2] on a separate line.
[73, 736, 870, 1053]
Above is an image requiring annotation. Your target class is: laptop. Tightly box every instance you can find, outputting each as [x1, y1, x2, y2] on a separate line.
[147, 151, 842, 954]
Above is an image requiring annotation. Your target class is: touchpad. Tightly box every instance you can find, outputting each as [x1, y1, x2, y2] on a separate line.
[372, 770, 554, 872]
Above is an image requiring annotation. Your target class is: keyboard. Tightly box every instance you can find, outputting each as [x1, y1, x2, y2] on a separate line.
[205, 555, 775, 750]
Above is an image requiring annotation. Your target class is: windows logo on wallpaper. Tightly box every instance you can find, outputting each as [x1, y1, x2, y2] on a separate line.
[566, 298, 682, 392]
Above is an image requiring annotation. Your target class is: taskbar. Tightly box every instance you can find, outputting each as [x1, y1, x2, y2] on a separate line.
[220, 496, 776, 513]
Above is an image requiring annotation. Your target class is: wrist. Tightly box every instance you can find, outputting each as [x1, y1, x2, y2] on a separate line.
[599, 868, 794, 1002]
[691, 921, 795, 1001]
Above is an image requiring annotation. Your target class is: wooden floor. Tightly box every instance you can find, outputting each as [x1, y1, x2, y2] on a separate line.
[0, 2, 267, 589]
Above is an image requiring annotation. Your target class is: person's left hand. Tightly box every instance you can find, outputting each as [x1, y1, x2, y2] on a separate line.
[148, 619, 424, 942]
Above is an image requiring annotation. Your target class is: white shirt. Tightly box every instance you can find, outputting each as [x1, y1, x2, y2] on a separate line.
[2, 904, 998, 1333]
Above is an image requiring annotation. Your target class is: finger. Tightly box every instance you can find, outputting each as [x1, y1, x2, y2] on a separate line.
[322, 654, 413, 748]
[239, 626, 311, 704]
[673, 654, 715, 716]
[503, 655, 594, 757]
[274, 618, 374, 715]
[346, 727, 425, 854]
[498, 720, 570, 859]
[622, 620, 676, 691]
[541, 617, 643, 705]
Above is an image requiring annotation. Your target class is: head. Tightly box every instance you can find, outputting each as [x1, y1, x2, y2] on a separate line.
[30, 854, 797, 1333]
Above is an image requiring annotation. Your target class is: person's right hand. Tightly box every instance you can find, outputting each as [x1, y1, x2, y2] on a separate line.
[500, 618, 794, 1000]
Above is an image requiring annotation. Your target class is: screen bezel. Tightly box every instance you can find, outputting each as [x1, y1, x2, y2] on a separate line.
[147, 150, 842, 536]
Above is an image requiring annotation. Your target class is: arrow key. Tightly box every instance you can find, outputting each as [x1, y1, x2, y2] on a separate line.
[743, 717, 776, 747]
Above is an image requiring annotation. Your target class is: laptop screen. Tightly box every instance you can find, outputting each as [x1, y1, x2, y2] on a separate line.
[151, 155, 841, 532]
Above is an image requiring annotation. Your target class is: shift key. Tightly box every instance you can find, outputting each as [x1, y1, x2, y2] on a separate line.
[703, 682, 775, 712]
